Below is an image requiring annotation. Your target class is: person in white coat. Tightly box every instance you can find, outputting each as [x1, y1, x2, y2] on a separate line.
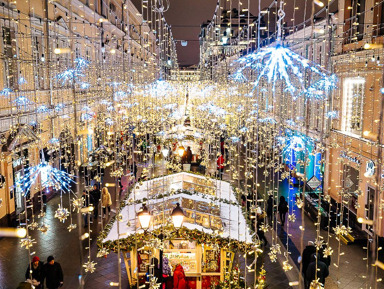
[101, 187, 112, 217]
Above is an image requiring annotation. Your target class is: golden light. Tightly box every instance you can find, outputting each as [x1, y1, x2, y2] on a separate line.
[357, 217, 374, 225]
[314, 0, 324, 7]
[0, 228, 27, 238]
[137, 204, 151, 230]
[178, 146, 185, 157]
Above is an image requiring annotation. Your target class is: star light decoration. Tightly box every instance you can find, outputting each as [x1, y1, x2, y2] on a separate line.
[55, 205, 70, 223]
[83, 260, 97, 273]
[55, 57, 89, 85]
[148, 277, 161, 289]
[20, 237, 36, 249]
[16, 162, 76, 194]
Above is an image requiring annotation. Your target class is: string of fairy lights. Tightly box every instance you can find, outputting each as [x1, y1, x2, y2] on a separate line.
[0, 0, 384, 288]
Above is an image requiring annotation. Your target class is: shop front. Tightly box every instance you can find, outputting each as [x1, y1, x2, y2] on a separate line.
[281, 130, 322, 186]
[99, 172, 257, 289]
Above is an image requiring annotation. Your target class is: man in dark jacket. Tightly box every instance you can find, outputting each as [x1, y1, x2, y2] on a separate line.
[44, 256, 63, 289]
[90, 184, 101, 219]
[305, 254, 329, 289]
[25, 256, 44, 289]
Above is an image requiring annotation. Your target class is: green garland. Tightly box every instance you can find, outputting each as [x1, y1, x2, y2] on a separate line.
[98, 223, 254, 253]
[97, 172, 257, 254]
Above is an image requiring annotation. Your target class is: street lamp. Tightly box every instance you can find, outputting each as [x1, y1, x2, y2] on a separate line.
[137, 204, 152, 230]
[171, 203, 185, 228]
[177, 146, 185, 157]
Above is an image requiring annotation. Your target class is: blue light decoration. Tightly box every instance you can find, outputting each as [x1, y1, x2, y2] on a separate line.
[18, 77, 27, 85]
[147, 80, 173, 97]
[326, 111, 339, 119]
[55, 103, 65, 112]
[55, 57, 90, 85]
[258, 117, 277, 124]
[280, 130, 321, 185]
[0, 88, 12, 96]
[105, 118, 114, 126]
[75, 57, 90, 70]
[232, 1, 336, 100]
[80, 82, 90, 89]
[114, 91, 127, 101]
[16, 162, 76, 195]
[37, 105, 50, 114]
[48, 138, 60, 145]
[80, 112, 94, 122]
[13, 96, 34, 109]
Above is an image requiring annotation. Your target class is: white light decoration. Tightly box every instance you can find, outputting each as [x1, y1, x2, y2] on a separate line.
[171, 203, 185, 228]
[137, 205, 151, 230]
[16, 162, 75, 194]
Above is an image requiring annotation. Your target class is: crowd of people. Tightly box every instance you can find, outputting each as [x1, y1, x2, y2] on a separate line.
[19, 255, 63, 289]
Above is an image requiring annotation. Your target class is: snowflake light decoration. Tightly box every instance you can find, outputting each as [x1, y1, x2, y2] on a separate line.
[310, 279, 324, 289]
[97, 247, 110, 258]
[55, 205, 70, 223]
[323, 246, 333, 258]
[37, 105, 50, 114]
[282, 260, 293, 272]
[38, 224, 49, 234]
[148, 277, 161, 289]
[13, 96, 34, 109]
[16, 162, 75, 194]
[20, 237, 36, 249]
[0, 87, 12, 96]
[83, 260, 97, 273]
[72, 198, 84, 212]
[67, 223, 77, 232]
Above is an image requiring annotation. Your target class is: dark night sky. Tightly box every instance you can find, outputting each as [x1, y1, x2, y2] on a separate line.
[132, 0, 335, 66]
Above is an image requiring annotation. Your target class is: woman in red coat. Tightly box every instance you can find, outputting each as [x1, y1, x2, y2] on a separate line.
[173, 264, 187, 289]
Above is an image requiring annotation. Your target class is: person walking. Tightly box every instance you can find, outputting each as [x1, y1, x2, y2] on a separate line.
[82, 190, 94, 227]
[25, 256, 44, 289]
[267, 195, 275, 224]
[217, 154, 225, 180]
[44, 256, 63, 289]
[278, 195, 288, 226]
[101, 187, 112, 217]
[186, 146, 192, 164]
[305, 254, 329, 289]
[90, 184, 101, 220]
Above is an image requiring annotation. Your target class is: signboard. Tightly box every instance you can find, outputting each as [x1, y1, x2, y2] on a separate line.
[307, 176, 321, 190]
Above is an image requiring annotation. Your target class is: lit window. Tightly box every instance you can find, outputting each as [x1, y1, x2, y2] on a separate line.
[342, 77, 365, 134]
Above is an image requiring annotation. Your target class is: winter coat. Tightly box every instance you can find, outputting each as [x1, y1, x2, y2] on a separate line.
[278, 200, 288, 214]
[25, 261, 44, 283]
[90, 188, 101, 205]
[44, 262, 63, 289]
[217, 156, 224, 169]
[305, 256, 329, 289]
[173, 264, 187, 289]
[102, 190, 112, 207]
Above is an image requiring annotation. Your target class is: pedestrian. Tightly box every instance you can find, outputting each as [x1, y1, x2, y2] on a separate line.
[305, 254, 329, 289]
[217, 154, 224, 180]
[101, 187, 112, 217]
[173, 264, 187, 289]
[256, 212, 268, 246]
[267, 195, 275, 224]
[278, 196, 288, 226]
[25, 256, 44, 289]
[44, 256, 63, 289]
[82, 190, 94, 227]
[90, 184, 101, 219]
[186, 146, 192, 164]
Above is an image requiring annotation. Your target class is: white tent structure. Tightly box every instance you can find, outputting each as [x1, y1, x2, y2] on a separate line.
[102, 172, 254, 245]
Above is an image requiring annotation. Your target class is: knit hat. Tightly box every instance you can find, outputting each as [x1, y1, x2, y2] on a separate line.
[32, 256, 40, 263]
[47, 256, 54, 262]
